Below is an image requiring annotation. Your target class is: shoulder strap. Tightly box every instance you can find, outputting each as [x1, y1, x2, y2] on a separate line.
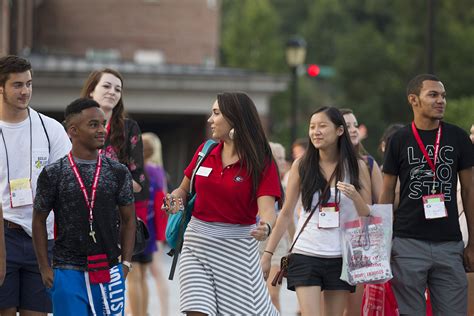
[37, 112, 51, 154]
[287, 170, 337, 253]
[189, 139, 217, 195]
[167, 140, 218, 280]
[366, 155, 374, 175]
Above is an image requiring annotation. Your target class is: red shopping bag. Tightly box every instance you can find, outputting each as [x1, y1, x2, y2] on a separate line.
[426, 289, 433, 316]
[362, 282, 399, 316]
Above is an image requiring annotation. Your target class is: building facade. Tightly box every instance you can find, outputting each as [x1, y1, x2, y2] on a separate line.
[1, 0, 287, 186]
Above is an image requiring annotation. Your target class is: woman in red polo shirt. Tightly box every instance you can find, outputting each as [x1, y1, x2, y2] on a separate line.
[164, 92, 281, 316]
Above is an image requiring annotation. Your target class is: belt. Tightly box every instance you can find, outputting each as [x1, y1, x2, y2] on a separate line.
[4, 219, 23, 230]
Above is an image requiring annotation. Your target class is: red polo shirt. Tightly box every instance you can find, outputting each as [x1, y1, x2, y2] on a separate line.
[184, 141, 281, 225]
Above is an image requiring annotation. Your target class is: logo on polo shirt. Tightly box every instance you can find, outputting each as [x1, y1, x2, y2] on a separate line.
[234, 176, 244, 182]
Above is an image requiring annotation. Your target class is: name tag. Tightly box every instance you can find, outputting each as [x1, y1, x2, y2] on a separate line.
[10, 178, 33, 208]
[318, 203, 340, 228]
[196, 166, 212, 177]
[422, 194, 447, 219]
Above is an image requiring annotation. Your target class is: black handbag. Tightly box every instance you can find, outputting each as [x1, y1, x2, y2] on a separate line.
[133, 217, 150, 255]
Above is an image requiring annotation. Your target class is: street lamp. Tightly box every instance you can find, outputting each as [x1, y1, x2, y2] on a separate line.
[286, 36, 307, 147]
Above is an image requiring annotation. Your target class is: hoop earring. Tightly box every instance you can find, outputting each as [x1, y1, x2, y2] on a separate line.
[229, 128, 235, 140]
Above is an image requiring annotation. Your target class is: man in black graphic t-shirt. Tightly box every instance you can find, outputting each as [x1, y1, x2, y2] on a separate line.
[32, 98, 136, 315]
[381, 74, 474, 316]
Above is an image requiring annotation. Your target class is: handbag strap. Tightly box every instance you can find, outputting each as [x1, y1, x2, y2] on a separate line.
[168, 140, 218, 280]
[287, 169, 337, 253]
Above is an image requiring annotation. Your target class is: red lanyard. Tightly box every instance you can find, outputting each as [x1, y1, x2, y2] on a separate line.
[67, 152, 102, 225]
[411, 122, 442, 192]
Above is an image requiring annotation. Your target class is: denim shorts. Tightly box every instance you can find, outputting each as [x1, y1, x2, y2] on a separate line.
[287, 253, 356, 292]
[0, 224, 53, 312]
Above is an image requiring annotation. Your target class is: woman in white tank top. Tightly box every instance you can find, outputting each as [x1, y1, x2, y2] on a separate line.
[262, 106, 372, 316]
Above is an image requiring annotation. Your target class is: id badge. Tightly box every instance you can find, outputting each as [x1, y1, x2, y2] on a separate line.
[318, 202, 340, 228]
[9, 178, 33, 208]
[87, 254, 111, 284]
[422, 194, 447, 219]
[196, 166, 212, 177]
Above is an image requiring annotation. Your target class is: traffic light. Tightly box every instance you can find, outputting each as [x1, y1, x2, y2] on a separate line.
[305, 64, 335, 78]
[307, 64, 320, 77]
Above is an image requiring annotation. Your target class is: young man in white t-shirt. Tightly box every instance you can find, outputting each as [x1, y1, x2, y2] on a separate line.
[0, 55, 71, 315]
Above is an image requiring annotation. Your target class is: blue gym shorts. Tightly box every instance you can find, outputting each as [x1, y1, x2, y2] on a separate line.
[48, 264, 126, 316]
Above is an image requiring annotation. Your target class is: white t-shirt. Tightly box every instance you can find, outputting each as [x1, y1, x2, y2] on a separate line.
[0, 108, 71, 239]
[293, 186, 359, 257]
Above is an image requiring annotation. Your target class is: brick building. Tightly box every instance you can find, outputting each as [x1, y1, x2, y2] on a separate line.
[1, 0, 287, 186]
[34, 0, 219, 66]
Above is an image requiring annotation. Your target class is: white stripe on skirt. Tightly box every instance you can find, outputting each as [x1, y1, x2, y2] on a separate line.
[179, 219, 279, 316]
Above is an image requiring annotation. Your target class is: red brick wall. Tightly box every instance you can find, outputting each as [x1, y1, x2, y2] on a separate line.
[35, 0, 219, 65]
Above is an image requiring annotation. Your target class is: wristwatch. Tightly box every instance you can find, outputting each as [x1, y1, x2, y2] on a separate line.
[122, 260, 133, 271]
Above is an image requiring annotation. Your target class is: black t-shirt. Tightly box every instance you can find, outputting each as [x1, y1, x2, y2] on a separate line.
[34, 155, 134, 269]
[383, 122, 474, 241]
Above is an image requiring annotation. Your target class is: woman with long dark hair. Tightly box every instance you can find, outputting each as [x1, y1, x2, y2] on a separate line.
[163, 92, 281, 315]
[262, 106, 371, 316]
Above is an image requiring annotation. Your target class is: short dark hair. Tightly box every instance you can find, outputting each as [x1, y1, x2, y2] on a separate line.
[406, 74, 440, 97]
[378, 123, 404, 156]
[0, 55, 32, 86]
[64, 98, 100, 128]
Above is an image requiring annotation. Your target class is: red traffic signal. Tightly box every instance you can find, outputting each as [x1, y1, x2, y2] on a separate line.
[307, 64, 320, 77]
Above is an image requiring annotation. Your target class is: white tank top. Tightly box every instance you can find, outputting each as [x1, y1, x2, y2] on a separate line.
[293, 185, 359, 257]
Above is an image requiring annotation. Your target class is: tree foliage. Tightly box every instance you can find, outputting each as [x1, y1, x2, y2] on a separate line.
[444, 97, 474, 132]
[220, 0, 284, 73]
[220, 1, 474, 153]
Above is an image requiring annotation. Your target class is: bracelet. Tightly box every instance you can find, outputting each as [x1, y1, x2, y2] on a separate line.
[264, 250, 274, 256]
[265, 222, 272, 237]
[122, 260, 133, 271]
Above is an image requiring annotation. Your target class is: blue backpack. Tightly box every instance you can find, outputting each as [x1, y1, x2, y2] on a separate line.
[166, 139, 217, 279]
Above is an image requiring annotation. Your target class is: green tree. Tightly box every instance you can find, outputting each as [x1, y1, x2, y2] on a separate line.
[444, 97, 474, 132]
[220, 0, 284, 73]
[220, 0, 474, 154]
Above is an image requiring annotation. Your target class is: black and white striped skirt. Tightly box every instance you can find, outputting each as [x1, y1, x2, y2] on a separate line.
[179, 217, 279, 316]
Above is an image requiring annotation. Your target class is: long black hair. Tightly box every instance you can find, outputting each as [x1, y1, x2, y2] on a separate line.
[299, 106, 360, 211]
[217, 92, 273, 197]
